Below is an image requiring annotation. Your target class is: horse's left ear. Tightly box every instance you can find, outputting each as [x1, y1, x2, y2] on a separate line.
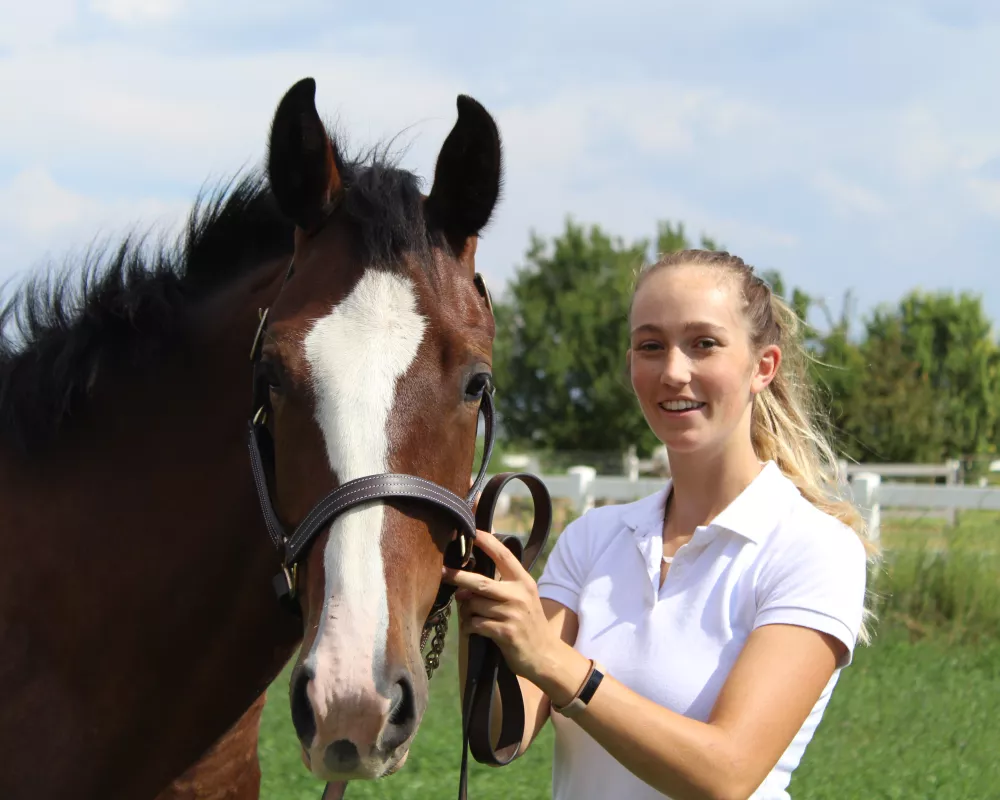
[425, 95, 503, 255]
[267, 77, 344, 232]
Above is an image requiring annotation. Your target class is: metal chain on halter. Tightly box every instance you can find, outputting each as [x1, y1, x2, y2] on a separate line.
[420, 601, 453, 679]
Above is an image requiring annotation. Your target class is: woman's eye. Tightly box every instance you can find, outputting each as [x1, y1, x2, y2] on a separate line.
[695, 339, 718, 349]
[465, 372, 493, 401]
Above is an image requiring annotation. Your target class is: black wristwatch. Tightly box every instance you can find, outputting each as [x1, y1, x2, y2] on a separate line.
[552, 659, 605, 719]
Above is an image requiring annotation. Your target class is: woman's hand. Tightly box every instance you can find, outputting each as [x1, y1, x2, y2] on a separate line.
[441, 529, 558, 685]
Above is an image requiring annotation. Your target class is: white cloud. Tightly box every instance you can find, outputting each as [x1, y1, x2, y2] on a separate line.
[811, 170, 887, 218]
[90, 0, 185, 24]
[0, 40, 467, 192]
[965, 177, 1000, 218]
[0, 0, 77, 49]
[0, 168, 94, 237]
[0, 168, 191, 301]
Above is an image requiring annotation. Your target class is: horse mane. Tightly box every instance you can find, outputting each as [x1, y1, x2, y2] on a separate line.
[0, 139, 433, 455]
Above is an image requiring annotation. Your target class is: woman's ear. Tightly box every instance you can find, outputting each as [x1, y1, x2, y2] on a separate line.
[750, 344, 781, 395]
[625, 348, 635, 388]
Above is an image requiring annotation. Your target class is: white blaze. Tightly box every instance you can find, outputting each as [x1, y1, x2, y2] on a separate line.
[302, 269, 426, 715]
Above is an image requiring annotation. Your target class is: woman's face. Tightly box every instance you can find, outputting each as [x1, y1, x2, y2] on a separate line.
[627, 264, 779, 457]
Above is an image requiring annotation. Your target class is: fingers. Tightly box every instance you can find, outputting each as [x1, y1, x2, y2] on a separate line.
[456, 592, 506, 622]
[469, 529, 527, 581]
[462, 615, 505, 640]
[442, 566, 512, 600]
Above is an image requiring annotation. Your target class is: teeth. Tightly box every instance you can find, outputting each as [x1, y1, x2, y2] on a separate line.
[661, 400, 703, 411]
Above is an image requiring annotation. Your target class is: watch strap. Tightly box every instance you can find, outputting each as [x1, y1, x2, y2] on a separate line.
[552, 659, 605, 719]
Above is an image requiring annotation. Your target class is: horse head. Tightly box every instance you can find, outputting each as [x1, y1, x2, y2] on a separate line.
[254, 77, 501, 782]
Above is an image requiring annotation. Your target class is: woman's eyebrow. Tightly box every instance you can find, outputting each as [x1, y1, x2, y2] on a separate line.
[631, 322, 728, 335]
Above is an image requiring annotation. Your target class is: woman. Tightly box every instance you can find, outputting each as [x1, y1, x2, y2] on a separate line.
[443, 250, 878, 800]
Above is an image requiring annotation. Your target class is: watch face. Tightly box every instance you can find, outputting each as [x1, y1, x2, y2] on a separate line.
[554, 660, 604, 717]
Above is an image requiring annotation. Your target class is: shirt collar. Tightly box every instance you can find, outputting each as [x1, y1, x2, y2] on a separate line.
[621, 461, 797, 545]
[709, 461, 797, 544]
[621, 482, 671, 535]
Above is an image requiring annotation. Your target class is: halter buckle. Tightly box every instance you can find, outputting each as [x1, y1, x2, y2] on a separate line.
[459, 535, 476, 569]
[272, 562, 298, 602]
[253, 406, 268, 426]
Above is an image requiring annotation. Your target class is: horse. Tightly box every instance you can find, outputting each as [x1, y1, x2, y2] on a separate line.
[0, 76, 507, 799]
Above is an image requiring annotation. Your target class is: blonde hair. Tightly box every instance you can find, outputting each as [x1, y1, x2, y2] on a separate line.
[633, 250, 880, 642]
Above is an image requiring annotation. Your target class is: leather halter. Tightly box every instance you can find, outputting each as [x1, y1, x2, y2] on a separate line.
[245, 256, 553, 800]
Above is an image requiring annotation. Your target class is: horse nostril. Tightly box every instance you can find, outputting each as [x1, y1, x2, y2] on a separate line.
[382, 673, 417, 751]
[290, 665, 317, 747]
[325, 739, 360, 773]
[389, 673, 415, 727]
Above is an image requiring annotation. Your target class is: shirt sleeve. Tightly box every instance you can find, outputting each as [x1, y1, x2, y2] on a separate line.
[536, 516, 590, 614]
[753, 519, 869, 668]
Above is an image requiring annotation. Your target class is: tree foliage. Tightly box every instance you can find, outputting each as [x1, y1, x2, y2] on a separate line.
[493, 217, 1000, 466]
[810, 291, 1000, 463]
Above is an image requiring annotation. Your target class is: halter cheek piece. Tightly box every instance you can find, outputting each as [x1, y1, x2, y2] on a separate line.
[246, 257, 552, 800]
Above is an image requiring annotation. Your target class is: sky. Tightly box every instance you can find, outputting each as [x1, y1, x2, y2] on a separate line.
[1, 0, 998, 331]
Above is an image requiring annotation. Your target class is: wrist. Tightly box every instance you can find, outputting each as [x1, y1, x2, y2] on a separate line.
[532, 639, 593, 708]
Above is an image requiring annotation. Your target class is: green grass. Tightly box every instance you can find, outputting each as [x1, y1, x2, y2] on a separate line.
[872, 511, 1000, 642]
[788, 628, 1000, 799]
[258, 514, 1000, 799]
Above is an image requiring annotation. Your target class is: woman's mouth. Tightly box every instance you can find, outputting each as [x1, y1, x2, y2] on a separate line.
[658, 399, 706, 415]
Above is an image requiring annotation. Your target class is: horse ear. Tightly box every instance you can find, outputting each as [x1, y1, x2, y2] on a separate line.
[425, 95, 503, 247]
[267, 77, 343, 232]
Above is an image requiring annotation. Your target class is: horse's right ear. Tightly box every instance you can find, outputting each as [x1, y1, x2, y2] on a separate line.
[267, 77, 343, 232]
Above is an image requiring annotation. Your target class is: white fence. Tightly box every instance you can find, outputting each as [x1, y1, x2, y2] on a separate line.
[488, 461, 1000, 546]
[847, 473, 1000, 544]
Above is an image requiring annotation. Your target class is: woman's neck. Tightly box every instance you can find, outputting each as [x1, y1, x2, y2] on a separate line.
[664, 438, 765, 539]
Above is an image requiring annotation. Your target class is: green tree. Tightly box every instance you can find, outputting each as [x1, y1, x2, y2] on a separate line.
[493, 219, 717, 455]
[794, 287, 1000, 465]
[854, 291, 1000, 462]
[742, 276, 1000, 465]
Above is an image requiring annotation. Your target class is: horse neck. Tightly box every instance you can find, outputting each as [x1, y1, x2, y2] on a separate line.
[0, 257, 301, 798]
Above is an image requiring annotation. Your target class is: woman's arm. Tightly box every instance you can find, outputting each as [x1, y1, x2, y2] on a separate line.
[457, 597, 580, 755]
[445, 530, 848, 800]
[534, 622, 843, 800]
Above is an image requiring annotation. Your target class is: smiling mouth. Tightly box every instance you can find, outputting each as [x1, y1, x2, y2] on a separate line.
[658, 400, 706, 412]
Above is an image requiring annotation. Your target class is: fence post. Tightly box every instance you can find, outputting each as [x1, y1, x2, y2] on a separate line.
[945, 459, 960, 526]
[623, 445, 639, 482]
[853, 472, 881, 547]
[568, 465, 597, 515]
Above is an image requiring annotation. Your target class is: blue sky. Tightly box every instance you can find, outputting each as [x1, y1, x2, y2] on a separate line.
[1, 0, 997, 330]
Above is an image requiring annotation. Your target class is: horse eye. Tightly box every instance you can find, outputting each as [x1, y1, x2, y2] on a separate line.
[465, 372, 493, 402]
[259, 359, 284, 393]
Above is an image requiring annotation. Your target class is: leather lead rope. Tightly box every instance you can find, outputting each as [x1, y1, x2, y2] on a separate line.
[456, 472, 552, 800]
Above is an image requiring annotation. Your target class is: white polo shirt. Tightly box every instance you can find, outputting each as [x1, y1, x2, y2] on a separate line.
[536, 461, 868, 800]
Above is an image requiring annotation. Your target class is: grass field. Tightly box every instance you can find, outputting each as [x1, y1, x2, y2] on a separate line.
[257, 511, 1000, 799]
